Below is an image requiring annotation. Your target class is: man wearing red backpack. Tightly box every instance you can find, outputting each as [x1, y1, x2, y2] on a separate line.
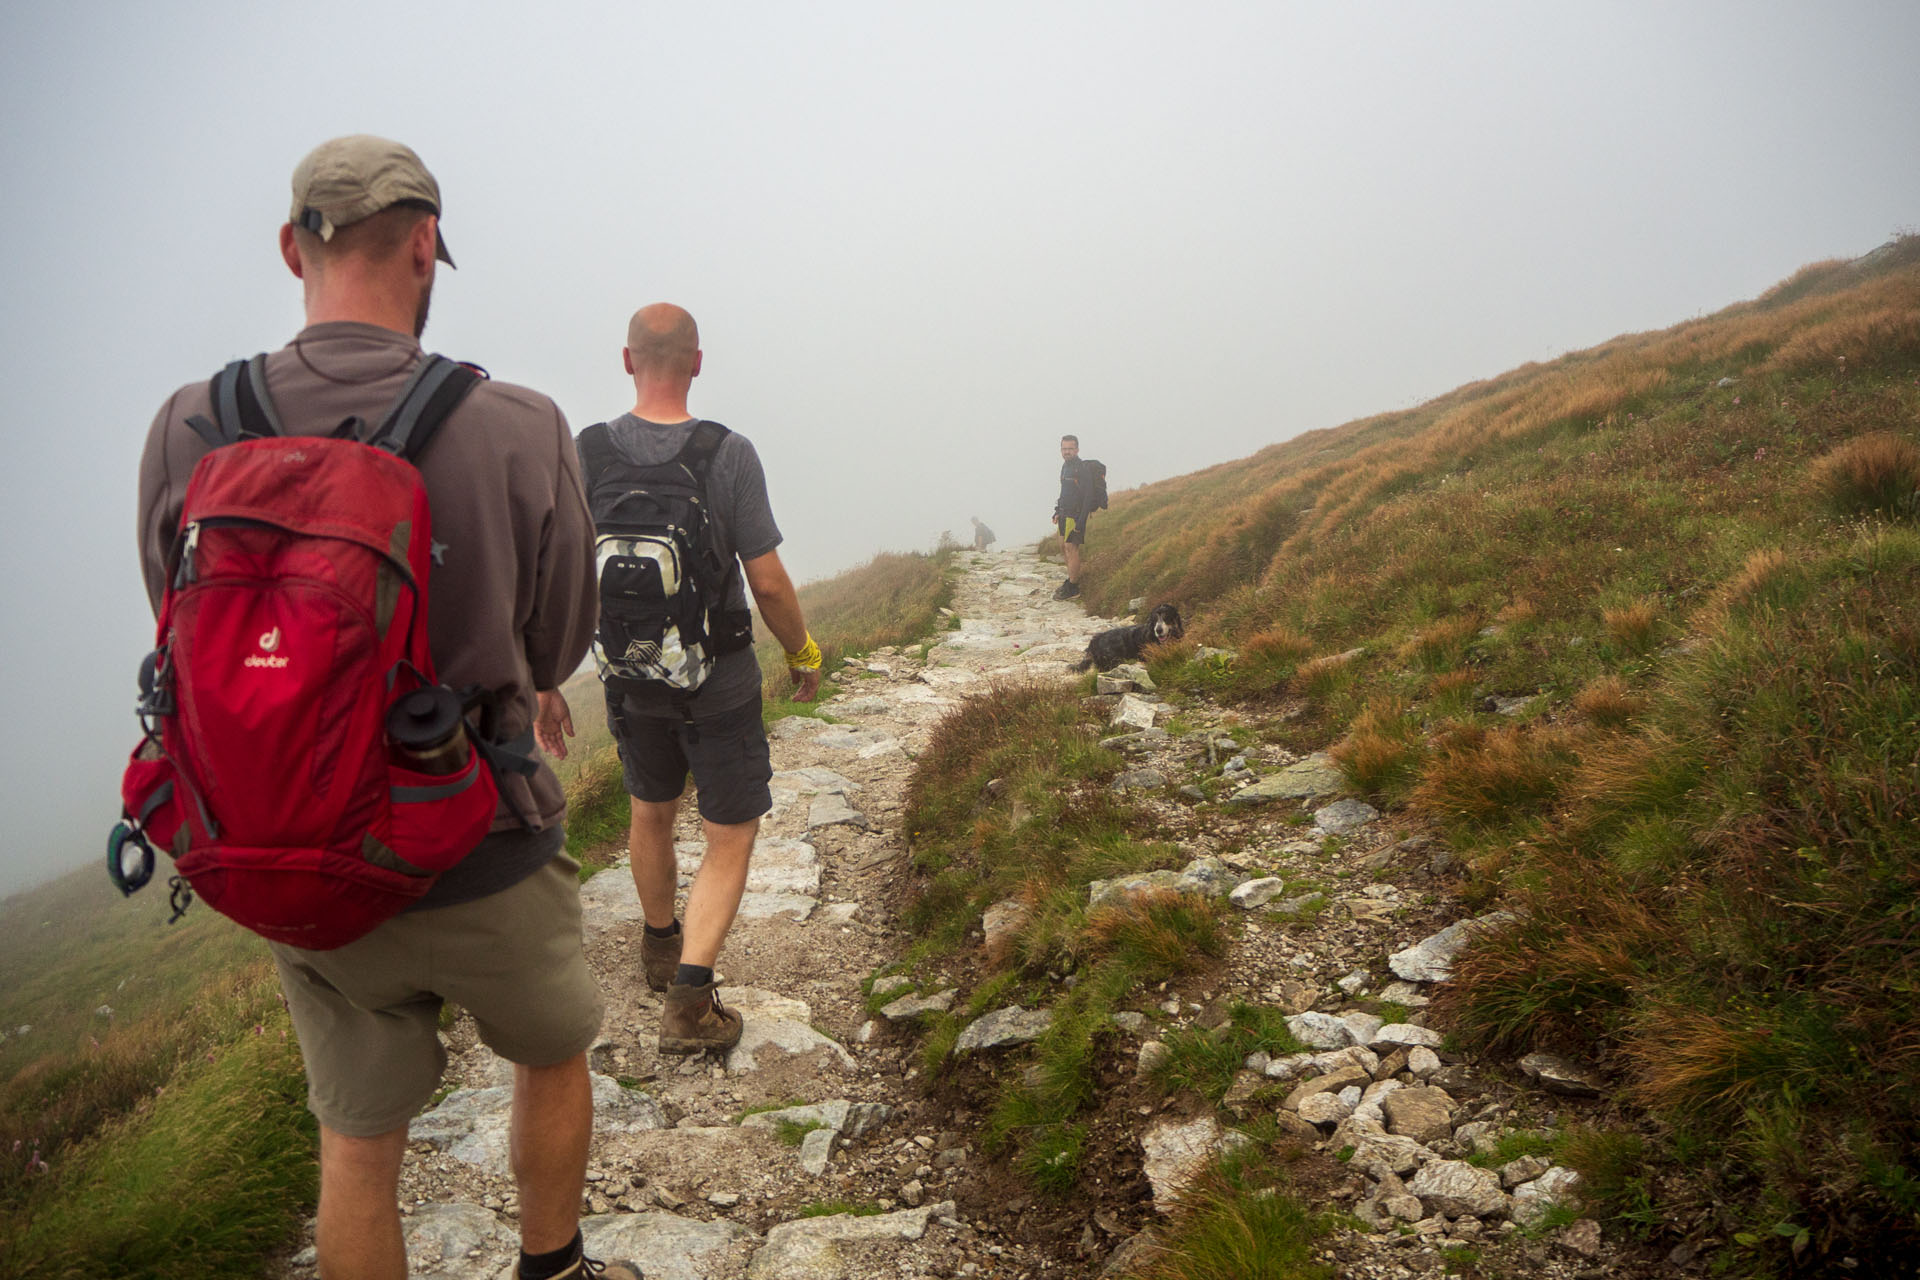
[136, 137, 633, 1280]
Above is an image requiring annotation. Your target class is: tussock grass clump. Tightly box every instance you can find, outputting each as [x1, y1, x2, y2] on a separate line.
[1085, 890, 1224, 979]
[1600, 599, 1662, 655]
[1228, 626, 1314, 694]
[1330, 699, 1424, 801]
[1762, 303, 1920, 376]
[1410, 722, 1584, 829]
[1400, 616, 1478, 672]
[1572, 675, 1645, 728]
[1811, 431, 1920, 521]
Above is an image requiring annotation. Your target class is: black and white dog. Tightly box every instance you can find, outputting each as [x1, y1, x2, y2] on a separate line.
[1075, 603, 1185, 672]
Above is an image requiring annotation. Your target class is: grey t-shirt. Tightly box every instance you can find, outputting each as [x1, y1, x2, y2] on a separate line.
[589, 415, 783, 716]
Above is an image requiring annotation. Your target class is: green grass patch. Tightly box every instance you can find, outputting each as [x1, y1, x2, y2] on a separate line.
[1, 966, 315, 1280]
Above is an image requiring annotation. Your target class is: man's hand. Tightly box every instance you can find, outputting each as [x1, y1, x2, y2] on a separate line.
[789, 666, 821, 703]
[535, 688, 575, 760]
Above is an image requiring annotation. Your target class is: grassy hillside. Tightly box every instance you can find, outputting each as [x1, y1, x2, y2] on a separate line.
[1055, 236, 1920, 1272]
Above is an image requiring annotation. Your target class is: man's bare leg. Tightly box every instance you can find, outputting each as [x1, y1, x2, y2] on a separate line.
[628, 797, 681, 931]
[316, 1124, 408, 1280]
[682, 816, 759, 966]
[511, 1052, 591, 1255]
[1064, 540, 1082, 584]
[629, 797, 759, 966]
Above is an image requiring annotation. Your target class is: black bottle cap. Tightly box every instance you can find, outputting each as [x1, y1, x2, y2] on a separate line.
[387, 686, 463, 750]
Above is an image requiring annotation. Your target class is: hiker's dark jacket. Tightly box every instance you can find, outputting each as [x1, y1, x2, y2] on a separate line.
[1055, 458, 1093, 523]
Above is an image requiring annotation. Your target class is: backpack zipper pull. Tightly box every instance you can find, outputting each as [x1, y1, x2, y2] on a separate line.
[174, 522, 202, 588]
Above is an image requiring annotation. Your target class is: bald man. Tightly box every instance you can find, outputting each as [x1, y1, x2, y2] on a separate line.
[550, 303, 819, 1054]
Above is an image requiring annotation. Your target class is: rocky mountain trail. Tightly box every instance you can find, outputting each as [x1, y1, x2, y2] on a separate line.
[274, 546, 1644, 1279]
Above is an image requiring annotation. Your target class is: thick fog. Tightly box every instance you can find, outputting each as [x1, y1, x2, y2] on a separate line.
[2, 0, 1916, 899]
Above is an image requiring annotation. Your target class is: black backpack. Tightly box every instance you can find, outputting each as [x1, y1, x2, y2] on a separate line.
[576, 420, 753, 693]
[1083, 459, 1109, 510]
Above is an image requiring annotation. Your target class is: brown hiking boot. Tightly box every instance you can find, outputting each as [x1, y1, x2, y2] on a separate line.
[659, 980, 743, 1055]
[640, 927, 682, 993]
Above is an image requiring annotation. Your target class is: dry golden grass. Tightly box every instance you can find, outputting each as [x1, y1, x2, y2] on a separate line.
[1495, 598, 1539, 629]
[1330, 698, 1423, 799]
[1573, 675, 1646, 728]
[1811, 431, 1920, 519]
[1763, 304, 1920, 375]
[1240, 627, 1314, 665]
[1401, 615, 1479, 671]
[1293, 650, 1356, 697]
[1411, 722, 1586, 827]
[1602, 599, 1662, 654]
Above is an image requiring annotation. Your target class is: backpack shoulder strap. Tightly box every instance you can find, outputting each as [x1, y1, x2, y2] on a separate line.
[366, 354, 483, 462]
[673, 420, 732, 482]
[185, 354, 282, 449]
[575, 422, 615, 484]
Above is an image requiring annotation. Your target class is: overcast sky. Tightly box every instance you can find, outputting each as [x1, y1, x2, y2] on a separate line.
[2, 0, 1915, 900]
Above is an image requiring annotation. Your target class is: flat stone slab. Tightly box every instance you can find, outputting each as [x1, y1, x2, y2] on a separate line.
[735, 892, 820, 922]
[407, 1203, 514, 1278]
[1388, 911, 1517, 983]
[1112, 694, 1163, 730]
[569, 1211, 758, 1280]
[723, 988, 855, 1073]
[807, 794, 870, 831]
[747, 1202, 955, 1279]
[832, 696, 893, 715]
[740, 1100, 852, 1133]
[769, 767, 861, 795]
[955, 1005, 1052, 1052]
[768, 716, 831, 740]
[1408, 1159, 1511, 1219]
[1140, 1117, 1252, 1212]
[812, 726, 891, 751]
[1372, 1023, 1444, 1050]
[1314, 798, 1380, 833]
[880, 989, 956, 1021]
[1518, 1051, 1605, 1096]
[1229, 876, 1287, 909]
[412, 1074, 665, 1171]
[1227, 753, 1345, 805]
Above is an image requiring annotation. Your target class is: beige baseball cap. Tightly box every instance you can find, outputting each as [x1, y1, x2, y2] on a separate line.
[289, 135, 455, 267]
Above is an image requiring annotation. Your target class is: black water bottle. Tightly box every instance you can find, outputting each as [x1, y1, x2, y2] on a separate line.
[386, 687, 471, 776]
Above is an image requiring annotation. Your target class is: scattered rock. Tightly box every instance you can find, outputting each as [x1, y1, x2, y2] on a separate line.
[1511, 1166, 1584, 1228]
[955, 1006, 1053, 1052]
[1406, 1160, 1510, 1219]
[879, 990, 956, 1022]
[1518, 1051, 1605, 1096]
[1226, 754, 1345, 806]
[1229, 877, 1287, 909]
[1388, 912, 1517, 983]
[1313, 798, 1379, 834]
[1140, 1118, 1250, 1212]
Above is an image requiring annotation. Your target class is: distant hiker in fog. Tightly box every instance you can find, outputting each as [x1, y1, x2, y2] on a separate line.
[136, 136, 641, 1280]
[559, 301, 821, 1057]
[971, 516, 996, 550]
[1051, 435, 1107, 599]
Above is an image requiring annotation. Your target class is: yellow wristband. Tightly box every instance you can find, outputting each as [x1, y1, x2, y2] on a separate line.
[785, 635, 822, 670]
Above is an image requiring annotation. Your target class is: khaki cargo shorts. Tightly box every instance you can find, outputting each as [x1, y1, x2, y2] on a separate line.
[270, 854, 604, 1137]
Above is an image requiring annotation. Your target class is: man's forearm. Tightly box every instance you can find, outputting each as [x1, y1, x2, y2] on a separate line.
[757, 584, 810, 655]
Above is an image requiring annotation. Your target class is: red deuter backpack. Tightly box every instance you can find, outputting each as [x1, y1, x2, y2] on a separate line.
[112, 353, 510, 949]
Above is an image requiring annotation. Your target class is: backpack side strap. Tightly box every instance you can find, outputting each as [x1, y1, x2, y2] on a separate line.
[368, 355, 482, 462]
